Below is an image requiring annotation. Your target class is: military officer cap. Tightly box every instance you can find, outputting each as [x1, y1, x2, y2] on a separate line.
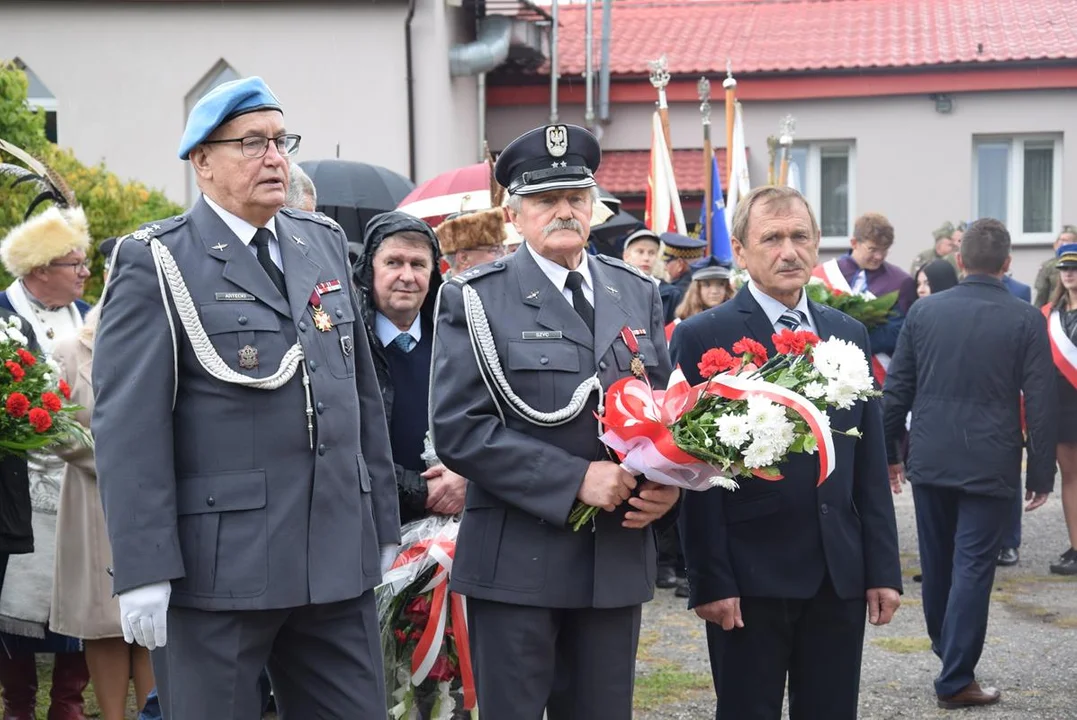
[1056, 242, 1077, 269]
[689, 255, 733, 282]
[179, 76, 283, 160]
[622, 228, 661, 252]
[932, 221, 956, 241]
[660, 232, 706, 262]
[494, 124, 601, 196]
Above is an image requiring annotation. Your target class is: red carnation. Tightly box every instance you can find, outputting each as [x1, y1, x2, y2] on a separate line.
[41, 392, 62, 413]
[773, 329, 819, 356]
[5, 393, 29, 418]
[5, 361, 25, 383]
[427, 655, 458, 683]
[28, 408, 52, 433]
[58, 379, 72, 401]
[732, 337, 769, 364]
[698, 348, 737, 379]
[15, 349, 36, 367]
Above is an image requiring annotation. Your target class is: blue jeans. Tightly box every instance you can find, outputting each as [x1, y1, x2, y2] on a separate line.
[139, 688, 162, 720]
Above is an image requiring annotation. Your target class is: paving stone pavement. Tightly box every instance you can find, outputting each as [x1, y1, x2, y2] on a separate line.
[634, 489, 1077, 719]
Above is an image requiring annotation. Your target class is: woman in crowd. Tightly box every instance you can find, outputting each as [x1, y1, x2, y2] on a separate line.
[1045, 243, 1077, 576]
[915, 258, 960, 299]
[665, 256, 735, 342]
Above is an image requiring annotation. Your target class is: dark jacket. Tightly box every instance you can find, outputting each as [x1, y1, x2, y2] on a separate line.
[672, 287, 902, 605]
[1003, 274, 1032, 303]
[883, 276, 1058, 496]
[355, 211, 444, 525]
[0, 309, 39, 556]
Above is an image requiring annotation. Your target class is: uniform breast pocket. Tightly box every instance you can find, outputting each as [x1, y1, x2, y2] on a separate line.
[200, 302, 282, 376]
[314, 295, 356, 379]
[506, 340, 580, 412]
[613, 337, 659, 373]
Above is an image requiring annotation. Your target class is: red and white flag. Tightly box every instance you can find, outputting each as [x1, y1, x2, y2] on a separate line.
[644, 111, 686, 235]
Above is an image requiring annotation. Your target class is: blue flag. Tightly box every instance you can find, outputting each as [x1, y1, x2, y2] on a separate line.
[698, 155, 732, 262]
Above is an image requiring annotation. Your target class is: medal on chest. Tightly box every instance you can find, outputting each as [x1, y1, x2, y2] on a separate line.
[308, 291, 333, 332]
[619, 326, 646, 379]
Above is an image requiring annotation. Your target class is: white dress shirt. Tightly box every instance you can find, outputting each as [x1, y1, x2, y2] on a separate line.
[375, 311, 422, 348]
[523, 241, 595, 306]
[203, 194, 283, 271]
[747, 280, 817, 334]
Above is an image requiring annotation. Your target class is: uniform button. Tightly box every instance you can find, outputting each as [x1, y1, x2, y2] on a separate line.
[316, 402, 326, 414]
[318, 444, 327, 456]
[599, 361, 608, 370]
[206, 496, 215, 507]
[820, 503, 829, 515]
[299, 321, 308, 331]
[493, 261, 505, 269]
[335, 308, 344, 318]
[309, 361, 317, 372]
[539, 356, 549, 365]
[237, 316, 248, 325]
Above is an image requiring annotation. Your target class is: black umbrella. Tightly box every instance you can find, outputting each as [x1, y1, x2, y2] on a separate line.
[298, 160, 415, 254]
[596, 185, 622, 215]
[589, 209, 645, 258]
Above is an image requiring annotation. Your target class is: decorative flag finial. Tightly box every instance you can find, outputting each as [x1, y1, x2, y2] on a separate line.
[648, 55, 671, 92]
[698, 77, 712, 125]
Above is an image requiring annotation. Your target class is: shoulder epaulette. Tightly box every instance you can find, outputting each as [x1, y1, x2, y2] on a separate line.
[121, 214, 187, 244]
[595, 253, 650, 282]
[282, 207, 343, 232]
[450, 260, 508, 285]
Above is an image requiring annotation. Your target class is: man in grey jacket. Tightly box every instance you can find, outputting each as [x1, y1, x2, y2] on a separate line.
[92, 76, 400, 719]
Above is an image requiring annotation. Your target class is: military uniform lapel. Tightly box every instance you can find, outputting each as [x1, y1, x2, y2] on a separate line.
[275, 214, 322, 324]
[589, 259, 630, 361]
[515, 246, 593, 349]
[191, 199, 290, 318]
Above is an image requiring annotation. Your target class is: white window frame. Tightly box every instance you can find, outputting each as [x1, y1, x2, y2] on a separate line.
[185, 61, 241, 206]
[775, 141, 857, 250]
[972, 134, 1062, 246]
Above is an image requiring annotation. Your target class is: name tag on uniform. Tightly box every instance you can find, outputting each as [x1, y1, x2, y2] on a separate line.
[215, 292, 256, 302]
[522, 330, 563, 340]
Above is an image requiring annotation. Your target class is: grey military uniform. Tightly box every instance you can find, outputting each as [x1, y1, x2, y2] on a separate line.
[430, 245, 672, 718]
[910, 247, 958, 276]
[92, 198, 400, 718]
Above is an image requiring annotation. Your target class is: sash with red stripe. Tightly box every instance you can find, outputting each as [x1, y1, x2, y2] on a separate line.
[811, 259, 890, 385]
[664, 318, 680, 343]
[1043, 303, 1077, 390]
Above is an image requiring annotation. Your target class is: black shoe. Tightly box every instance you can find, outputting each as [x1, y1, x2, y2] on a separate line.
[1050, 548, 1077, 576]
[912, 574, 923, 583]
[656, 566, 678, 589]
[674, 577, 690, 598]
[997, 547, 1019, 567]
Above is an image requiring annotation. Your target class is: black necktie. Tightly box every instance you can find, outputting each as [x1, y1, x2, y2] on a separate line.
[565, 271, 594, 334]
[252, 228, 287, 299]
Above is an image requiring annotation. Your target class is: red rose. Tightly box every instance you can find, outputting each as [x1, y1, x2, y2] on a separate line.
[15, 349, 36, 367]
[698, 348, 736, 379]
[58, 379, 72, 401]
[427, 654, 458, 683]
[5, 393, 29, 418]
[394, 628, 408, 644]
[732, 337, 768, 364]
[5, 361, 24, 383]
[28, 408, 52, 433]
[405, 594, 432, 625]
[41, 392, 62, 413]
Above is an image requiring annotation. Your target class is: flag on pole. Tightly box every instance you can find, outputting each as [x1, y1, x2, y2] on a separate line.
[787, 157, 802, 193]
[698, 153, 732, 262]
[724, 100, 750, 237]
[645, 111, 687, 235]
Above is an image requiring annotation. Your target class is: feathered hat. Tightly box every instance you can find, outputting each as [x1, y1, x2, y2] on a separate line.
[0, 138, 91, 277]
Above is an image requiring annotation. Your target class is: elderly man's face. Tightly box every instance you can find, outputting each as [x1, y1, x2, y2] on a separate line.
[509, 188, 592, 267]
[732, 198, 819, 307]
[451, 245, 504, 274]
[373, 235, 433, 325]
[194, 110, 289, 223]
[39, 249, 89, 304]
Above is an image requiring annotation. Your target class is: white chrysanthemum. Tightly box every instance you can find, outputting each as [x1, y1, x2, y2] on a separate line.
[709, 476, 740, 491]
[742, 417, 796, 468]
[745, 395, 786, 429]
[716, 413, 751, 448]
[825, 381, 859, 410]
[803, 381, 826, 399]
[7, 327, 28, 346]
[0, 328, 10, 343]
[812, 338, 875, 407]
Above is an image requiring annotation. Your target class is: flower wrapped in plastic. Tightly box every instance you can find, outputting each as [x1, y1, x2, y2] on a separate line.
[569, 329, 878, 530]
[0, 316, 90, 456]
[377, 515, 476, 720]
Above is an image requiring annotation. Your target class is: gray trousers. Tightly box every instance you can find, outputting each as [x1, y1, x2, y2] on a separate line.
[467, 599, 641, 720]
[152, 590, 384, 720]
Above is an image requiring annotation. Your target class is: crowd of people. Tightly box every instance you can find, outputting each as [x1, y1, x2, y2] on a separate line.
[0, 72, 1072, 720]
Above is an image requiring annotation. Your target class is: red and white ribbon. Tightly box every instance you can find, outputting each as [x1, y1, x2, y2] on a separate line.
[1044, 304, 1077, 390]
[664, 318, 681, 343]
[812, 260, 890, 385]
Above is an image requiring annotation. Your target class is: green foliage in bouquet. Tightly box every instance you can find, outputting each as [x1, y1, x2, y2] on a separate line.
[804, 282, 898, 329]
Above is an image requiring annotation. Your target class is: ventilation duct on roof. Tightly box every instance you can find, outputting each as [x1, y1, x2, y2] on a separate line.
[450, 15, 545, 77]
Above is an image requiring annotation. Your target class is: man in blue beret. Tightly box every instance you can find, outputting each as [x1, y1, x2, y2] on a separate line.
[92, 76, 400, 719]
[430, 124, 679, 719]
[658, 232, 706, 323]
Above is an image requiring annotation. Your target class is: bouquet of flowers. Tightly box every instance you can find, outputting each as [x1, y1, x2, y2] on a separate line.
[377, 516, 476, 720]
[804, 278, 898, 329]
[568, 329, 878, 530]
[0, 316, 89, 456]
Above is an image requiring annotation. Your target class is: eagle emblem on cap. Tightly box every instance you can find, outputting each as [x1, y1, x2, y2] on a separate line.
[545, 125, 568, 158]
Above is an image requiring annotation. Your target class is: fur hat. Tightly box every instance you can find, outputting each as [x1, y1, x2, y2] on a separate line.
[0, 206, 92, 278]
[435, 207, 508, 255]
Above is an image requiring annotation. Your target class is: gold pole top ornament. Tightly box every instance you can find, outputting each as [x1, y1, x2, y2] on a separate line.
[698, 77, 712, 125]
[722, 58, 737, 90]
[648, 54, 671, 92]
[779, 115, 797, 147]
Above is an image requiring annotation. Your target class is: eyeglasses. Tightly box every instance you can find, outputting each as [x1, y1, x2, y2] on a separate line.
[50, 260, 91, 271]
[202, 134, 302, 158]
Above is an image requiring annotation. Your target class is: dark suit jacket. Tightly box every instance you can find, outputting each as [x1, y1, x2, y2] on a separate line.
[671, 286, 902, 605]
[883, 275, 1057, 496]
[0, 292, 90, 318]
[1003, 274, 1032, 303]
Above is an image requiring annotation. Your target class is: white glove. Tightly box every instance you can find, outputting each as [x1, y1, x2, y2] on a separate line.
[380, 544, 399, 576]
[118, 581, 171, 651]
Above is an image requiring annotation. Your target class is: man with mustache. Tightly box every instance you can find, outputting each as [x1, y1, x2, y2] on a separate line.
[430, 124, 679, 719]
[91, 76, 400, 719]
[670, 185, 902, 719]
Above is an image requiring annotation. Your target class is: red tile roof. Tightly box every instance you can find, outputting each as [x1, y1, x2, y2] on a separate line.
[597, 148, 731, 195]
[552, 0, 1077, 76]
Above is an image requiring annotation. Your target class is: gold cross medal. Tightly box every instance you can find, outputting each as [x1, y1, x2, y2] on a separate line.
[309, 291, 333, 332]
[619, 326, 646, 378]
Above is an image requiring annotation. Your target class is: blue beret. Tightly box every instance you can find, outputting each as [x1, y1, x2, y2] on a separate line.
[178, 76, 282, 160]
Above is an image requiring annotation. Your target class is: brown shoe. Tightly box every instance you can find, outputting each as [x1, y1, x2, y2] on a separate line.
[937, 681, 1001, 709]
